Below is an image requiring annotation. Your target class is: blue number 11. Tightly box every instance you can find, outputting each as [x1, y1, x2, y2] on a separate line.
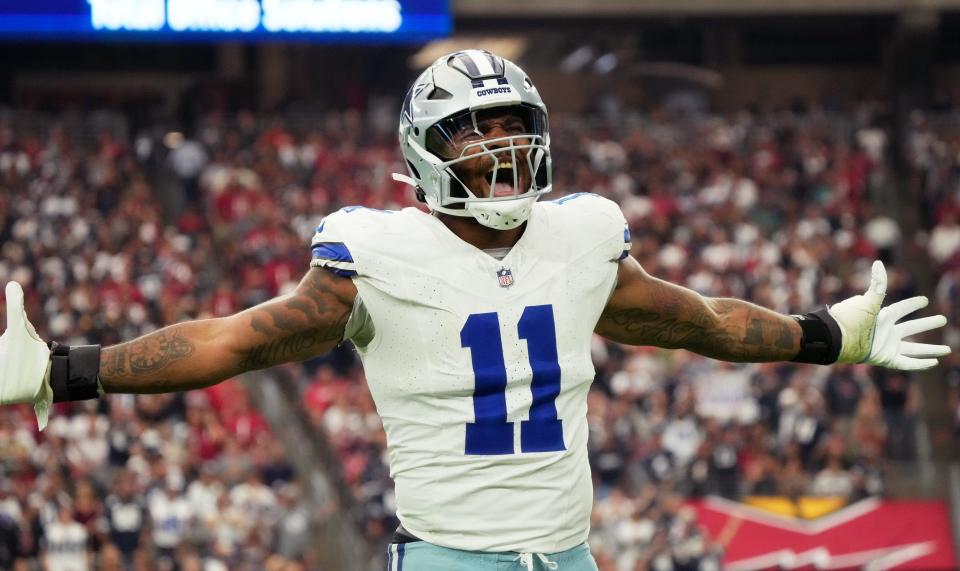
[460, 304, 565, 455]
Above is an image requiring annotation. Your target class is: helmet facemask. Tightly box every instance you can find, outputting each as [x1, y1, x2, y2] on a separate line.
[421, 105, 551, 228]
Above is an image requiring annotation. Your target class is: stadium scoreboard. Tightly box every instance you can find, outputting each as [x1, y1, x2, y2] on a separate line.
[0, 0, 450, 42]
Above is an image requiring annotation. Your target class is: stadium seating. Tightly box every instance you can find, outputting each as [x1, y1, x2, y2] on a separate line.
[0, 99, 943, 569]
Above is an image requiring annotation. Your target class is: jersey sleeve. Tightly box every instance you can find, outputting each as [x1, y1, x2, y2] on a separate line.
[581, 193, 631, 263]
[309, 209, 361, 278]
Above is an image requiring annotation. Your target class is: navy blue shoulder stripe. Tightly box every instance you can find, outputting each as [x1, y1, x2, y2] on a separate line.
[311, 242, 354, 263]
[325, 267, 358, 278]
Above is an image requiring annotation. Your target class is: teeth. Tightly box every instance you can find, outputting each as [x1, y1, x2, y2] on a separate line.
[488, 161, 514, 173]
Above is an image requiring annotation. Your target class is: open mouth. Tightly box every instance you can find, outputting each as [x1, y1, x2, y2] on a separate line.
[486, 160, 520, 197]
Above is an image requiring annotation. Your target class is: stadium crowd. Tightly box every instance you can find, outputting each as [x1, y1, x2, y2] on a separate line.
[0, 96, 943, 570]
[911, 110, 960, 444]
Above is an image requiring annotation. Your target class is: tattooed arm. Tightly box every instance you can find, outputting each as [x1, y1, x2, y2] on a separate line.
[595, 257, 801, 362]
[99, 267, 357, 393]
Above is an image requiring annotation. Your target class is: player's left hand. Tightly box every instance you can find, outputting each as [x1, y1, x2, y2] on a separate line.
[828, 260, 951, 370]
[0, 282, 53, 429]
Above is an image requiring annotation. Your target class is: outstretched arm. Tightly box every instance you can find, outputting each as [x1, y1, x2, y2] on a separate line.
[597, 256, 950, 369]
[100, 267, 357, 393]
[595, 257, 801, 362]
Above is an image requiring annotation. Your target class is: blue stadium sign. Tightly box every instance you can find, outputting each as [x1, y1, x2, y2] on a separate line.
[0, 0, 451, 42]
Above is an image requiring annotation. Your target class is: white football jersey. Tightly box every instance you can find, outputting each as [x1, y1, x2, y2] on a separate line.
[310, 193, 630, 553]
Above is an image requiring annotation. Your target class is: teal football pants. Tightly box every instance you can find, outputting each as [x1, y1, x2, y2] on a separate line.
[386, 541, 598, 571]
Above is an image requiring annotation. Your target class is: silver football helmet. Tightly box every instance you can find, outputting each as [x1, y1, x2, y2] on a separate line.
[393, 50, 552, 230]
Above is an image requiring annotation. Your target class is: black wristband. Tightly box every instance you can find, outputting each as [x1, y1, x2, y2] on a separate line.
[49, 342, 102, 402]
[790, 308, 842, 365]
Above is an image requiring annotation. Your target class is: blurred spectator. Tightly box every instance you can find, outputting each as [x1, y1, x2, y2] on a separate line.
[42, 506, 90, 571]
[873, 369, 917, 459]
[103, 471, 146, 566]
[810, 457, 854, 498]
[148, 480, 193, 569]
[168, 133, 210, 204]
[273, 483, 310, 561]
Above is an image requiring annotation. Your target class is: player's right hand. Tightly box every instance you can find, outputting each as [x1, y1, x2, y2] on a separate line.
[0, 282, 53, 429]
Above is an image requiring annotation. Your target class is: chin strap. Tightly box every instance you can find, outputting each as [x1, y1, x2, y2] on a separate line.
[424, 195, 475, 218]
[391, 173, 427, 203]
[391, 172, 417, 187]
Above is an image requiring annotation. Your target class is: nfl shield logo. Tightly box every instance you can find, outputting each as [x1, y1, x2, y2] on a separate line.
[496, 268, 514, 288]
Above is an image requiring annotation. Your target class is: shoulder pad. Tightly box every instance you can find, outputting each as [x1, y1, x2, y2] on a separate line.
[545, 193, 630, 262]
[309, 206, 394, 277]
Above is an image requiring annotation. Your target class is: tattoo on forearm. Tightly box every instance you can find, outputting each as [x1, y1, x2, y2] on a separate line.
[239, 333, 315, 370]
[99, 348, 127, 378]
[742, 317, 795, 351]
[774, 320, 796, 350]
[238, 309, 348, 370]
[238, 269, 351, 370]
[608, 309, 716, 348]
[128, 331, 195, 373]
[601, 293, 800, 362]
[99, 268, 352, 393]
[100, 327, 196, 387]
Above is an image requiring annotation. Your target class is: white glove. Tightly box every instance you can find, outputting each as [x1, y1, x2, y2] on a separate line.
[828, 260, 951, 370]
[0, 282, 53, 429]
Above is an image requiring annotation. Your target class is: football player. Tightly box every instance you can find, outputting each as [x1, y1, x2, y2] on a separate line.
[0, 50, 951, 571]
